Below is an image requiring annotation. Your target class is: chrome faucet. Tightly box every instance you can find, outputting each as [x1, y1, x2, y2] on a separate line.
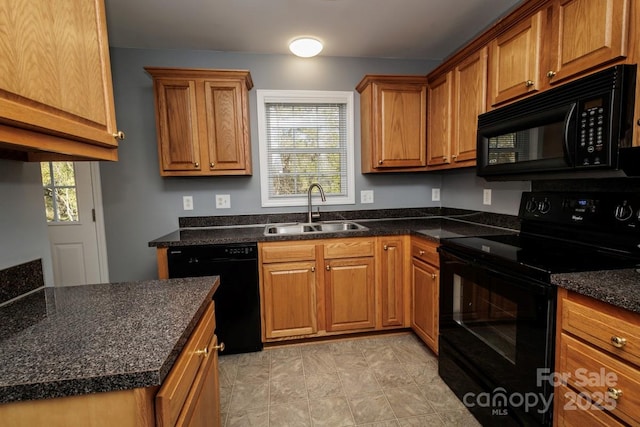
[307, 183, 326, 223]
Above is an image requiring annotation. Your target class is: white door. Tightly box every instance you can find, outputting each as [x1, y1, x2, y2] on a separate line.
[41, 162, 109, 286]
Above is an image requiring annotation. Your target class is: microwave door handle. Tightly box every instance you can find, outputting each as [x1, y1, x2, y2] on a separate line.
[563, 103, 577, 166]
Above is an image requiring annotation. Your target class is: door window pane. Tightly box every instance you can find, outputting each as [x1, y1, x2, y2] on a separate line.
[40, 162, 79, 223]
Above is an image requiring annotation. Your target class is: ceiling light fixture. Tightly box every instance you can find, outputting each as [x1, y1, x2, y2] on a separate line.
[289, 37, 323, 58]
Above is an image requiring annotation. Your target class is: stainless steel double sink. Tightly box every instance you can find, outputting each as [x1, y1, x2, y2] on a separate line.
[264, 220, 368, 236]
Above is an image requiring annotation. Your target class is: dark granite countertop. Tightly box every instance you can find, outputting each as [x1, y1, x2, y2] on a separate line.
[0, 277, 219, 404]
[551, 269, 640, 314]
[148, 214, 519, 248]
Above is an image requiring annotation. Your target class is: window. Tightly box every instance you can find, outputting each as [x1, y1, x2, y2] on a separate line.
[40, 162, 79, 222]
[257, 90, 355, 207]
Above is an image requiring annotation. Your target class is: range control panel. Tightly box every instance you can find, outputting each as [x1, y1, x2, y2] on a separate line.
[520, 191, 640, 232]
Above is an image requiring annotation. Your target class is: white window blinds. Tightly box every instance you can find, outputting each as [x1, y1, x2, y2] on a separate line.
[257, 90, 355, 207]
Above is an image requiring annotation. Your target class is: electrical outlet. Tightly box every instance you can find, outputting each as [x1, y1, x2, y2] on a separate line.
[483, 189, 492, 205]
[432, 188, 441, 202]
[183, 196, 193, 211]
[360, 190, 374, 204]
[216, 194, 231, 209]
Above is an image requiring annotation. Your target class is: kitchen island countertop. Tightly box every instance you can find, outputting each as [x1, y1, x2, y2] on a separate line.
[0, 276, 219, 404]
[551, 269, 640, 314]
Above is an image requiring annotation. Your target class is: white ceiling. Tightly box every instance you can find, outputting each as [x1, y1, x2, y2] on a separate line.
[104, 0, 523, 60]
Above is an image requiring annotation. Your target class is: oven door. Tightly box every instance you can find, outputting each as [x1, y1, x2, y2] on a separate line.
[438, 247, 555, 426]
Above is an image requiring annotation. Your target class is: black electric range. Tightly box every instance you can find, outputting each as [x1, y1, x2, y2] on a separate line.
[438, 191, 640, 427]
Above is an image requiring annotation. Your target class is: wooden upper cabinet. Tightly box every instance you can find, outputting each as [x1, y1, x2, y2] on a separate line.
[488, 10, 544, 107]
[357, 75, 428, 173]
[145, 68, 253, 177]
[547, 0, 630, 85]
[426, 73, 452, 167]
[452, 47, 488, 165]
[0, 0, 122, 161]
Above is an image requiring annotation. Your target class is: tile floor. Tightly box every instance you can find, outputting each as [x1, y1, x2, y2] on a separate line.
[218, 332, 481, 426]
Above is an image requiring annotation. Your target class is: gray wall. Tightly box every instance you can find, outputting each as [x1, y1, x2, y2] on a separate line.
[0, 160, 53, 285]
[102, 48, 446, 281]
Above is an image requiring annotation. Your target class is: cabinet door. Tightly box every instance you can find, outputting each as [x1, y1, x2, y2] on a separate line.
[375, 83, 427, 168]
[262, 261, 317, 338]
[154, 79, 201, 172]
[325, 257, 375, 332]
[426, 73, 452, 167]
[203, 80, 250, 172]
[180, 334, 222, 427]
[452, 47, 487, 165]
[378, 238, 405, 327]
[488, 11, 543, 107]
[411, 258, 439, 354]
[0, 0, 120, 159]
[547, 0, 630, 85]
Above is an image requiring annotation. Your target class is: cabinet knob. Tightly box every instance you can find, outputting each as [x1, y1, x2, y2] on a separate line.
[443, 156, 448, 161]
[611, 336, 627, 348]
[210, 162, 215, 169]
[112, 131, 126, 140]
[213, 342, 225, 352]
[378, 160, 383, 165]
[194, 347, 209, 357]
[419, 250, 425, 255]
[431, 273, 437, 280]
[326, 265, 331, 271]
[546, 71, 557, 78]
[194, 162, 199, 168]
[452, 154, 457, 159]
[607, 387, 623, 400]
[383, 245, 388, 251]
[525, 80, 535, 88]
[311, 266, 315, 272]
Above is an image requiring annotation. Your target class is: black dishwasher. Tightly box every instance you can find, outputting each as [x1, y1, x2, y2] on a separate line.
[167, 243, 262, 354]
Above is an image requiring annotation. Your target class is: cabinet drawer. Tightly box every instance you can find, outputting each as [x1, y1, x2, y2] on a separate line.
[411, 239, 439, 266]
[156, 302, 215, 427]
[555, 384, 625, 427]
[323, 239, 374, 259]
[558, 333, 640, 425]
[561, 294, 640, 366]
[261, 243, 316, 263]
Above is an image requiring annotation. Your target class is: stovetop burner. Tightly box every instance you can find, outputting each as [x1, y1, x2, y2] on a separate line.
[440, 191, 640, 279]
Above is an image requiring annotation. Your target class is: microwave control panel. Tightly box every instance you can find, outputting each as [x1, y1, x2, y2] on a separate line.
[576, 96, 609, 167]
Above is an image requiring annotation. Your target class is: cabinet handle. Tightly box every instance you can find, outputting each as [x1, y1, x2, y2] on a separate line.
[194, 162, 200, 168]
[607, 387, 623, 400]
[383, 245, 388, 251]
[419, 250, 425, 255]
[611, 336, 627, 348]
[311, 266, 315, 272]
[213, 342, 225, 352]
[209, 162, 215, 169]
[525, 80, 535, 88]
[194, 347, 209, 356]
[326, 265, 331, 271]
[546, 71, 557, 78]
[112, 131, 126, 140]
[378, 160, 383, 165]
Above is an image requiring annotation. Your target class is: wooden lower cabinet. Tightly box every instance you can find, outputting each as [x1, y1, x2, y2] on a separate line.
[262, 261, 317, 339]
[261, 237, 404, 341]
[554, 288, 640, 426]
[325, 256, 375, 332]
[410, 238, 440, 354]
[0, 302, 222, 427]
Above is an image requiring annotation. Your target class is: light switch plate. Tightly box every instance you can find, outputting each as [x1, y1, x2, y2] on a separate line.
[216, 194, 231, 209]
[360, 190, 374, 204]
[483, 189, 492, 205]
[432, 188, 441, 202]
[183, 196, 193, 211]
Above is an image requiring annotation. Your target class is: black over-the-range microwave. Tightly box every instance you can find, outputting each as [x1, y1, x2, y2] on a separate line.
[477, 64, 639, 179]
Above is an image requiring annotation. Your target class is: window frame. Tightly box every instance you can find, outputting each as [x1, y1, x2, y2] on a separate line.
[257, 89, 355, 208]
